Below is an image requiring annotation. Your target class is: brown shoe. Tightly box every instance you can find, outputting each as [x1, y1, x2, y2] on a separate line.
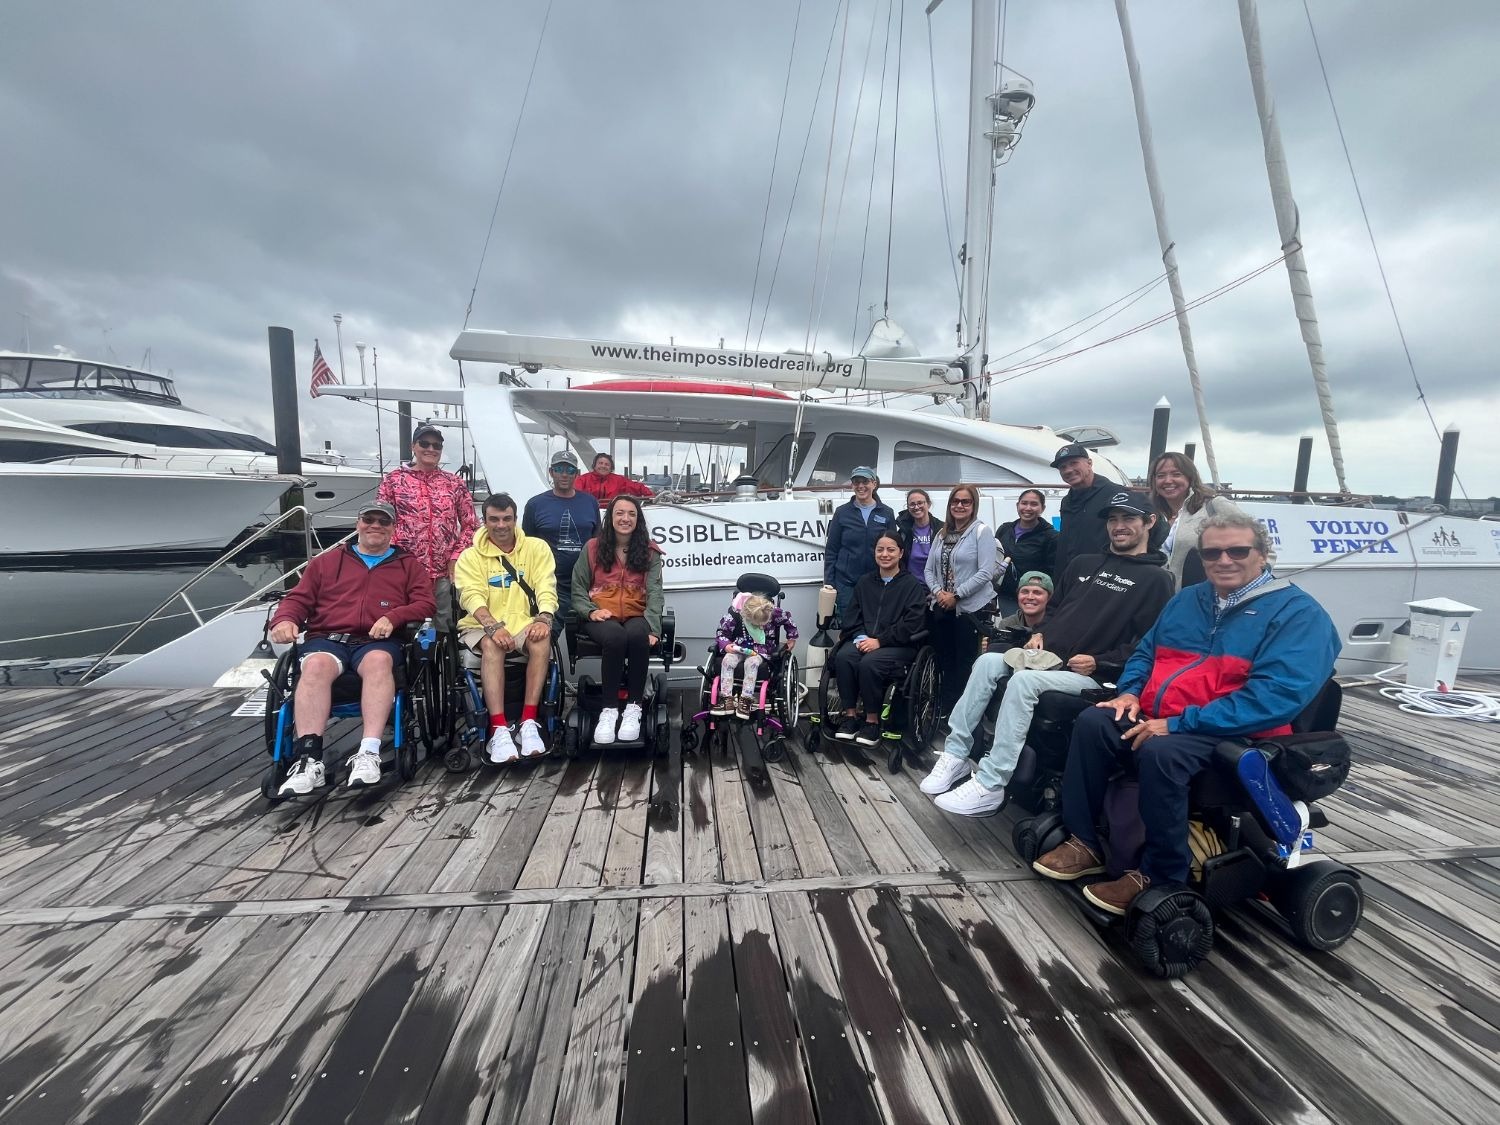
[1082, 870, 1151, 916]
[734, 695, 752, 719]
[1032, 837, 1105, 881]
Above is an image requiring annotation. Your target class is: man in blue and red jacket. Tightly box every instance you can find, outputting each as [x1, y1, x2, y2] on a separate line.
[1032, 509, 1339, 915]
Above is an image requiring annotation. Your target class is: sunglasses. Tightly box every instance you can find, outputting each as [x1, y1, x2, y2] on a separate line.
[415, 440, 443, 450]
[551, 465, 578, 473]
[359, 514, 393, 526]
[950, 498, 973, 507]
[1200, 545, 1256, 561]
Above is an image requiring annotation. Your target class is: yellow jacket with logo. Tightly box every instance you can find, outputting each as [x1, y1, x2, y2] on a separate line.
[454, 525, 558, 633]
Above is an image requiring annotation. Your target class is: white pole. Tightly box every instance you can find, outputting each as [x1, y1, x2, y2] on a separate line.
[959, 0, 999, 421]
[1237, 0, 1349, 494]
[332, 313, 347, 384]
[1115, 0, 1222, 487]
[355, 341, 367, 387]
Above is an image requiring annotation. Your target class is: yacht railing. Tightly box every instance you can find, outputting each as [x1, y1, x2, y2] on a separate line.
[77, 507, 334, 684]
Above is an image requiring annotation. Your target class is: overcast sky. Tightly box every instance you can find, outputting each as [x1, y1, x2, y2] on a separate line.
[3, 0, 1496, 499]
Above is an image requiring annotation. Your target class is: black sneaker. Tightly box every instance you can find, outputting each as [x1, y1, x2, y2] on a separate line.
[854, 722, 881, 747]
[834, 716, 861, 741]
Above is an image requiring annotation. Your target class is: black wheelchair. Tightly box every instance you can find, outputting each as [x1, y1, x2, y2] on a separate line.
[815, 628, 939, 772]
[1012, 681, 1363, 978]
[682, 573, 804, 763]
[560, 609, 678, 756]
[260, 620, 444, 802]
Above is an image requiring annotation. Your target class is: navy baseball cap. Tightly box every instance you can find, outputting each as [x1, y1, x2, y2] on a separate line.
[1050, 442, 1090, 468]
[1097, 490, 1153, 519]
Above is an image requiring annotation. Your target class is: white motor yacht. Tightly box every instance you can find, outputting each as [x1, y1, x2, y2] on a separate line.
[0, 352, 382, 532]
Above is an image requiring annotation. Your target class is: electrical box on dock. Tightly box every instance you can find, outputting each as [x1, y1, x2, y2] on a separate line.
[1403, 597, 1480, 690]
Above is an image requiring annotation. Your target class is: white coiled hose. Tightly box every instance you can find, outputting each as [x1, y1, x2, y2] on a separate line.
[1373, 665, 1500, 723]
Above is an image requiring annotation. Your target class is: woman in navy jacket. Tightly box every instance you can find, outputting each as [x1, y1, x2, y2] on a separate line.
[823, 466, 897, 626]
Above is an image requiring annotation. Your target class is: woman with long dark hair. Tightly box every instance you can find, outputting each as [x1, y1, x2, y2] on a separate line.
[572, 495, 664, 744]
[924, 483, 998, 715]
[994, 488, 1056, 613]
[1148, 451, 1269, 587]
[896, 488, 943, 588]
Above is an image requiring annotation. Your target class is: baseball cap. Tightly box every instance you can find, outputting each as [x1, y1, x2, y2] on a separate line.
[1016, 570, 1055, 594]
[549, 450, 579, 471]
[359, 501, 397, 520]
[1050, 442, 1090, 468]
[1097, 490, 1153, 519]
[411, 424, 444, 444]
[850, 465, 878, 482]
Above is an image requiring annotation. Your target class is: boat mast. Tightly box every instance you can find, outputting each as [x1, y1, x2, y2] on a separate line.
[1114, 0, 1222, 487]
[1237, 0, 1350, 494]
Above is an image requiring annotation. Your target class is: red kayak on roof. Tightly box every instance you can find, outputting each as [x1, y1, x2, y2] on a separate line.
[575, 379, 792, 399]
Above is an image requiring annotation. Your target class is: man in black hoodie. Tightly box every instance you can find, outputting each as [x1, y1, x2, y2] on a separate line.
[923, 490, 1173, 816]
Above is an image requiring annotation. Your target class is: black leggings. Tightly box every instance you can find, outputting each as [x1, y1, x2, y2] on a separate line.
[587, 616, 651, 704]
[833, 643, 915, 714]
[931, 608, 982, 712]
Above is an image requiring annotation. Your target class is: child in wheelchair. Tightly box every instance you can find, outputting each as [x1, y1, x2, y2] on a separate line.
[712, 591, 798, 719]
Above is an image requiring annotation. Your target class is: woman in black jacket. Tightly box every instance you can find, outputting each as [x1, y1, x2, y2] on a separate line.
[831, 530, 930, 747]
[995, 488, 1056, 614]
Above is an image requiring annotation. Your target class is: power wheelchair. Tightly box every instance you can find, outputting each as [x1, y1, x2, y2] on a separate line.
[1012, 681, 1363, 978]
[260, 618, 445, 802]
[560, 608, 679, 756]
[815, 625, 940, 773]
[681, 573, 804, 763]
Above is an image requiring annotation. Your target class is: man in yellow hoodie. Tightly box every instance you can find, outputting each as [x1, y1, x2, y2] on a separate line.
[455, 493, 558, 763]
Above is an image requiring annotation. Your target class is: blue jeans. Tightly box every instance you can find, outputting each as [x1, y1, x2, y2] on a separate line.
[1062, 706, 1223, 885]
[941, 656, 1098, 790]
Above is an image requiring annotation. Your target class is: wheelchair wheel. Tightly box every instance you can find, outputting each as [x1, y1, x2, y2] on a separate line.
[444, 745, 474, 773]
[1125, 887, 1215, 979]
[260, 761, 291, 802]
[763, 737, 787, 763]
[780, 655, 802, 729]
[262, 648, 296, 755]
[1269, 861, 1363, 952]
[411, 656, 444, 759]
[817, 660, 843, 746]
[1013, 811, 1068, 866]
[901, 648, 940, 752]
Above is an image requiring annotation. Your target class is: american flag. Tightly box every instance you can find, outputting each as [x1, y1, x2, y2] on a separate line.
[309, 341, 337, 398]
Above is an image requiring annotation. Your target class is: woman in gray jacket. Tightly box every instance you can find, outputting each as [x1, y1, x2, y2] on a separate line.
[925, 483, 999, 714]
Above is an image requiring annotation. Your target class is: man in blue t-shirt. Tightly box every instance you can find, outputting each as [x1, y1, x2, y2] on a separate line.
[521, 451, 600, 624]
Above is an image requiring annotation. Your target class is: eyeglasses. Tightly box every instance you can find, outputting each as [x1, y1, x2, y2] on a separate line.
[415, 440, 443, 450]
[1199, 545, 1256, 562]
[359, 514, 393, 526]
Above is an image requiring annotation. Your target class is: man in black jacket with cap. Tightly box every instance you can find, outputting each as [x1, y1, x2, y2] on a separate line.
[1050, 443, 1122, 581]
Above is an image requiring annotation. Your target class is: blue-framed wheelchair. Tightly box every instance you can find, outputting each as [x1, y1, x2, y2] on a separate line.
[814, 626, 939, 773]
[681, 573, 804, 763]
[260, 620, 445, 802]
[1012, 680, 1364, 978]
[561, 609, 678, 756]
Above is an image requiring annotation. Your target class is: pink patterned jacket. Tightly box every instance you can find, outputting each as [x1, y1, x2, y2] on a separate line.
[375, 464, 479, 579]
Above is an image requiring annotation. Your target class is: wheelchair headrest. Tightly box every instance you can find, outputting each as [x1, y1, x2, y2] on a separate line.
[736, 572, 781, 599]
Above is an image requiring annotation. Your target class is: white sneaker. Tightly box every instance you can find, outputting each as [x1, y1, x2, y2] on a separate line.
[934, 777, 1006, 818]
[919, 753, 974, 796]
[487, 725, 519, 764]
[519, 719, 547, 758]
[278, 756, 326, 797]
[595, 707, 619, 746]
[345, 750, 382, 788]
[617, 702, 643, 742]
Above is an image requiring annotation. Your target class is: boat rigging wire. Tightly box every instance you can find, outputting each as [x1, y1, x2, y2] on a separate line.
[461, 0, 555, 331]
[743, 0, 806, 352]
[850, 0, 902, 353]
[924, 13, 962, 302]
[987, 271, 1168, 366]
[1300, 0, 1468, 504]
[753, 0, 849, 351]
[880, 0, 906, 321]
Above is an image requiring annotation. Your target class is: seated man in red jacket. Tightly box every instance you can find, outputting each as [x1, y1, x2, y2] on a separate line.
[268, 502, 436, 796]
[576, 451, 654, 506]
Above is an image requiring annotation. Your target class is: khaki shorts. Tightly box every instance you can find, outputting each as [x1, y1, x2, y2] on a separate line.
[460, 627, 546, 657]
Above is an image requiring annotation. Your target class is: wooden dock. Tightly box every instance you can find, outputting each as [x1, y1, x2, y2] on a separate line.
[0, 679, 1497, 1124]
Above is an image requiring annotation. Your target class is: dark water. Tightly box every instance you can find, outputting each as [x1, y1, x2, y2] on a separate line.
[0, 561, 282, 684]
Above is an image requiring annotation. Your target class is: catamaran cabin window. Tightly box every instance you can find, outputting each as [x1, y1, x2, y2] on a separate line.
[749, 430, 814, 486]
[0, 358, 27, 391]
[809, 432, 878, 485]
[69, 421, 278, 454]
[892, 441, 1029, 486]
[21, 359, 80, 391]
